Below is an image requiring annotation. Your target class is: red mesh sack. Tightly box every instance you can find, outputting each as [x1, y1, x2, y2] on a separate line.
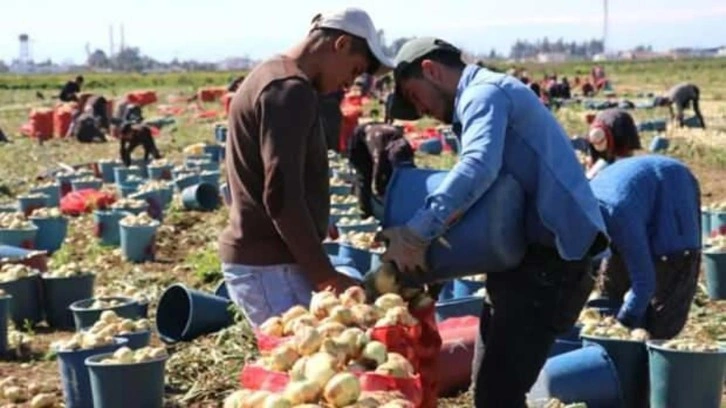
[409, 303, 442, 408]
[254, 330, 293, 354]
[369, 322, 421, 371]
[239, 365, 290, 393]
[60, 190, 116, 216]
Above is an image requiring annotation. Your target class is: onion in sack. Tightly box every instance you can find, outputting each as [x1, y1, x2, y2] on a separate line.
[260, 317, 284, 337]
[374, 293, 405, 312]
[282, 305, 309, 325]
[310, 290, 341, 319]
[339, 286, 367, 306]
[224, 390, 253, 408]
[328, 305, 355, 326]
[361, 341, 388, 368]
[317, 321, 347, 339]
[283, 380, 321, 405]
[304, 352, 338, 387]
[351, 304, 382, 328]
[295, 326, 324, 356]
[263, 394, 293, 408]
[269, 343, 300, 372]
[285, 314, 318, 336]
[323, 372, 361, 408]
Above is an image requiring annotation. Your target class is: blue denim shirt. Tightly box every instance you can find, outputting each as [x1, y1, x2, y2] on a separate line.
[406, 65, 608, 261]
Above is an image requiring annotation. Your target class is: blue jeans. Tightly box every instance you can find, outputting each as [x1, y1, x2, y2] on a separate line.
[222, 263, 314, 328]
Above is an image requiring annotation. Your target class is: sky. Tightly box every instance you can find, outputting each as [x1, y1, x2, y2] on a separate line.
[2, 0, 726, 64]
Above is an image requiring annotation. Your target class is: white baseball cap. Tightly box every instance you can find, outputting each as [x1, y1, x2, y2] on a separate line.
[310, 7, 394, 76]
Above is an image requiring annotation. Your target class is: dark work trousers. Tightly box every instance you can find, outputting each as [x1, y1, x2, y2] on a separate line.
[471, 245, 595, 408]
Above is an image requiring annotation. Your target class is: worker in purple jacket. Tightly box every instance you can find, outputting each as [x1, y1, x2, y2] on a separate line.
[590, 155, 701, 338]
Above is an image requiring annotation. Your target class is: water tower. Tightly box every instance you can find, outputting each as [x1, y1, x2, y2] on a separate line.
[18, 34, 31, 63]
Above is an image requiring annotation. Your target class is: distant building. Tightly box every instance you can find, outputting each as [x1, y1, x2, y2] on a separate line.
[718, 47, 726, 57]
[217, 57, 256, 71]
[536, 52, 569, 63]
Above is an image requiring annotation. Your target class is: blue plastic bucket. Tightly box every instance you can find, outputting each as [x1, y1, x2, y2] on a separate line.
[98, 161, 121, 183]
[701, 210, 712, 241]
[437, 281, 455, 302]
[330, 185, 352, 196]
[338, 244, 376, 272]
[156, 283, 234, 343]
[184, 154, 213, 166]
[586, 298, 622, 317]
[119, 222, 160, 263]
[0, 225, 39, 249]
[203, 144, 223, 163]
[703, 250, 726, 300]
[215, 125, 227, 143]
[583, 335, 649, 408]
[29, 216, 68, 253]
[336, 222, 379, 235]
[370, 252, 382, 271]
[0, 295, 9, 353]
[329, 255, 356, 269]
[30, 184, 61, 207]
[93, 210, 130, 246]
[453, 279, 485, 298]
[85, 351, 167, 408]
[129, 190, 164, 221]
[114, 167, 143, 185]
[181, 183, 220, 211]
[323, 242, 340, 256]
[17, 194, 49, 216]
[196, 161, 219, 173]
[649, 136, 669, 153]
[435, 296, 486, 322]
[0, 204, 16, 213]
[529, 344, 624, 408]
[69, 297, 141, 331]
[200, 171, 221, 189]
[57, 338, 128, 408]
[174, 174, 200, 192]
[418, 138, 443, 155]
[647, 341, 726, 408]
[111, 203, 147, 217]
[0, 274, 42, 327]
[383, 168, 526, 284]
[56, 173, 81, 196]
[710, 211, 726, 236]
[147, 165, 173, 181]
[113, 330, 151, 350]
[214, 281, 229, 300]
[42, 274, 95, 330]
[71, 179, 102, 191]
[130, 159, 149, 178]
[683, 116, 703, 128]
[637, 119, 667, 132]
[118, 182, 141, 198]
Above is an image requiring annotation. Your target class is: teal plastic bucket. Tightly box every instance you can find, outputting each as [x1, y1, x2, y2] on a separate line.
[383, 168, 526, 285]
[42, 274, 95, 330]
[0, 204, 16, 213]
[174, 174, 200, 192]
[338, 244, 376, 272]
[453, 279, 485, 298]
[214, 281, 229, 300]
[148, 165, 173, 181]
[330, 185, 352, 196]
[30, 184, 61, 207]
[200, 171, 221, 189]
[0, 295, 10, 353]
[586, 297, 622, 317]
[29, 216, 68, 253]
[647, 341, 726, 408]
[93, 210, 130, 246]
[71, 179, 102, 191]
[85, 351, 167, 408]
[130, 159, 149, 178]
[331, 201, 357, 211]
[17, 194, 49, 216]
[129, 190, 164, 221]
[336, 222, 378, 235]
[529, 344, 624, 408]
[69, 297, 141, 331]
[583, 335, 649, 408]
[323, 242, 340, 256]
[703, 250, 726, 300]
[203, 144, 223, 163]
[156, 283, 234, 343]
[418, 138, 443, 155]
[0, 275, 42, 327]
[184, 154, 213, 166]
[683, 116, 703, 128]
[114, 167, 143, 185]
[215, 125, 227, 143]
[181, 183, 220, 211]
[0, 225, 38, 249]
[648, 136, 669, 153]
[118, 182, 141, 198]
[111, 203, 148, 217]
[701, 210, 712, 241]
[435, 296, 486, 322]
[710, 211, 726, 236]
[98, 161, 121, 183]
[56, 173, 80, 197]
[119, 222, 159, 263]
[195, 161, 219, 172]
[113, 330, 151, 350]
[57, 338, 128, 408]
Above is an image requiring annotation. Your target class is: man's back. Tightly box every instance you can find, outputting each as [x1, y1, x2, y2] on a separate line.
[668, 83, 698, 105]
[219, 56, 329, 266]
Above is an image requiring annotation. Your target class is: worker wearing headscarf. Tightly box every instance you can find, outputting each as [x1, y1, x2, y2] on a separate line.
[585, 108, 642, 179]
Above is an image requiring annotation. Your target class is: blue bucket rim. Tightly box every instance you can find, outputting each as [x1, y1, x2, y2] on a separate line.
[158, 283, 200, 341]
[436, 296, 486, 307]
[69, 296, 138, 312]
[84, 350, 168, 367]
[28, 215, 67, 221]
[0, 225, 39, 233]
[55, 337, 128, 355]
[41, 273, 95, 281]
[581, 334, 648, 346]
[553, 342, 625, 405]
[646, 340, 726, 355]
[119, 220, 161, 230]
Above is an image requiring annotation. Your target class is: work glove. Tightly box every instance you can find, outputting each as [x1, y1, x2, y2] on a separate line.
[378, 226, 429, 275]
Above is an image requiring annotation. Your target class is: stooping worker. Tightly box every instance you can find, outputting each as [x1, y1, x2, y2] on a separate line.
[217, 7, 393, 326]
[657, 82, 706, 128]
[348, 120, 415, 219]
[67, 111, 107, 143]
[583, 108, 642, 179]
[59, 75, 84, 102]
[119, 122, 162, 166]
[383, 37, 609, 407]
[590, 155, 701, 339]
[83, 95, 111, 131]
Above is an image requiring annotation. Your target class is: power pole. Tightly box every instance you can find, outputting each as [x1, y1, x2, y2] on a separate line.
[603, 0, 609, 53]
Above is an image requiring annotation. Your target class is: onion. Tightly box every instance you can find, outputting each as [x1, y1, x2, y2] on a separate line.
[295, 326, 323, 356]
[361, 341, 387, 367]
[339, 286, 366, 306]
[282, 305, 309, 325]
[351, 304, 382, 327]
[323, 372, 361, 407]
[304, 352, 338, 387]
[283, 380, 321, 405]
[260, 317, 284, 337]
[317, 321, 346, 339]
[374, 294, 405, 312]
[284, 314, 317, 336]
[328, 305, 354, 326]
[290, 356, 309, 382]
[270, 344, 300, 372]
[262, 394, 292, 408]
[223, 390, 252, 408]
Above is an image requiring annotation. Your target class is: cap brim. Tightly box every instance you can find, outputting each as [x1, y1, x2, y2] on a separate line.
[364, 38, 394, 76]
[389, 85, 421, 121]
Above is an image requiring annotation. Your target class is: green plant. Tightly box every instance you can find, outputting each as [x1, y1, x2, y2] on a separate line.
[185, 246, 221, 284]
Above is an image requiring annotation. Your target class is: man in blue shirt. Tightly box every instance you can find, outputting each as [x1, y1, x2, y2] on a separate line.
[590, 155, 701, 338]
[382, 38, 609, 407]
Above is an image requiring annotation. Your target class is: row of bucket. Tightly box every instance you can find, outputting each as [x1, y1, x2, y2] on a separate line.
[700, 210, 726, 300]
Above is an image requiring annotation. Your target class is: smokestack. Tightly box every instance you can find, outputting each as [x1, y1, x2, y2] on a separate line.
[109, 25, 115, 56]
[120, 24, 125, 51]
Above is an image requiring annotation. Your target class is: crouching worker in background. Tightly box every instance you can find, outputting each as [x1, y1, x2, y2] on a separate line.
[590, 155, 701, 339]
[119, 123, 162, 167]
[582, 108, 642, 179]
[348, 120, 415, 220]
[68, 112, 107, 143]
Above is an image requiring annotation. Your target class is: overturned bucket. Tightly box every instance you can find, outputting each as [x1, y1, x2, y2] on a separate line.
[529, 343, 624, 408]
[174, 173, 200, 192]
[156, 283, 234, 343]
[200, 170, 221, 189]
[583, 335, 649, 408]
[29, 215, 68, 253]
[181, 183, 220, 211]
[42, 273, 95, 330]
[119, 220, 160, 263]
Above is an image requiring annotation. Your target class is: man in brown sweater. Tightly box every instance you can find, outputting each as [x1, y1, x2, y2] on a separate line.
[218, 7, 392, 327]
